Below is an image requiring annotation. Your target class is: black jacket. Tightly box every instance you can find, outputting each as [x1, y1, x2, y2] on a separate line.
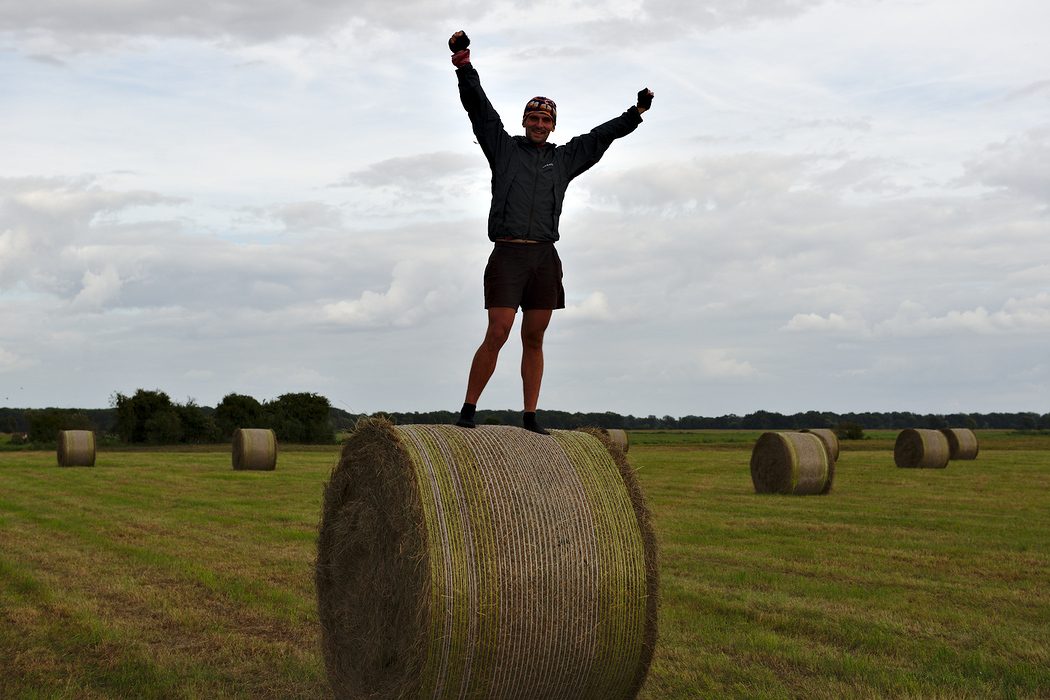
[457, 63, 643, 242]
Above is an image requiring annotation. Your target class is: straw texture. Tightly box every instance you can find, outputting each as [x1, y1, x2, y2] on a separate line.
[749, 431, 832, 495]
[800, 428, 839, 463]
[894, 428, 950, 469]
[231, 428, 277, 471]
[57, 430, 95, 467]
[940, 428, 979, 460]
[315, 419, 658, 700]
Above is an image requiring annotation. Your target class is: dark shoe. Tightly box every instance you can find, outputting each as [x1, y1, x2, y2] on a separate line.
[456, 402, 477, 428]
[523, 412, 549, 435]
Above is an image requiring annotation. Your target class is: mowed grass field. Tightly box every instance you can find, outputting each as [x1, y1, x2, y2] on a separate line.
[1, 431, 1048, 699]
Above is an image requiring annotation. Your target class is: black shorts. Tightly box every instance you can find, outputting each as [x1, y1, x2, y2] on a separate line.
[483, 241, 565, 311]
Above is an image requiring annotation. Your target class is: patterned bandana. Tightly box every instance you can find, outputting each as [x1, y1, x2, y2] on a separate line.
[523, 96, 557, 125]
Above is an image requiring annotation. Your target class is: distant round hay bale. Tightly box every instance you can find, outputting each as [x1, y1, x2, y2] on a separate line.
[231, 428, 277, 471]
[315, 419, 658, 700]
[581, 427, 630, 453]
[894, 428, 950, 469]
[607, 428, 630, 453]
[940, 428, 979, 460]
[749, 431, 832, 495]
[57, 430, 95, 467]
[800, 428, 839, 463]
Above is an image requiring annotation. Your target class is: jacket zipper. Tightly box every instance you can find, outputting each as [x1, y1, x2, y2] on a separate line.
[525, 147, 542, 240]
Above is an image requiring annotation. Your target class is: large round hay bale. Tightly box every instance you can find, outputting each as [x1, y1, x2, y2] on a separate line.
[315, 419, 658, 700]
[940, 428, 979, 460]
[57, 430, 95, 467]
[749, 431, 832, 495]
[231, 428, 277, 471]
[800, 428, 839, 463]
[894, 428, 950, 469]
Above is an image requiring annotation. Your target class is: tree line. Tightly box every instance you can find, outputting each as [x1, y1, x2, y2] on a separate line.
[337, 408, 1049, 432]
[4, 390, 334, 446]
[2, 397, 1047, 446]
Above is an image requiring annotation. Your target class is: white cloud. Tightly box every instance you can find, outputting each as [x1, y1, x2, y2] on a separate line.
[321, 257, 466, 328]
[697, 349, 757, 378]
[69, 265, 122, 311]
[787, 295, 1050, 340]
[0, 0, 489, 46]
[0, 176, 180, 290]
[0, 346, 23, 372]
[335, 151, 482, 192]
[959, 129, 1050, 204]
[782, 312, 870, 336]
[245, 201, 345, 233]
[584, 153, 811, 212]
[563, 291, 616, 322]
[3, 0, 1050, 414]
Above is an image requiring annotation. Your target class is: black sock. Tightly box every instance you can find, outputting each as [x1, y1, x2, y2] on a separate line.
[456, 402, 477, 428]
[523, 411, 549, 435]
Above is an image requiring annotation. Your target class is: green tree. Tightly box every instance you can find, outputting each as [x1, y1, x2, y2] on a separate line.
[145, 410, 183, 445]
[267, 392, 333, 444]
[26, 409, 95, 444]
[835, 421, 865, 440]
[174, 398, 221, 444]
[212, 394, 269, 440]
[110, 389, 173, 443]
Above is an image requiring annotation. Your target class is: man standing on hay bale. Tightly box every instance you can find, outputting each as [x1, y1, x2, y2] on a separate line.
[449, 30, 654, 435]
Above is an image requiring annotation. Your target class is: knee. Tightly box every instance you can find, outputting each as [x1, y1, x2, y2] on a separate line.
[521, 328, 546, 352]
[484, 322, 513, 349]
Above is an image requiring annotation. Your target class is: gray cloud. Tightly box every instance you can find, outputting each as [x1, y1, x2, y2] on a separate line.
[1, 0, 833, 53]
[958, 129, 1050, 204]
[0, 0, 487, 45]
[0, 176, 182, 290]
[334, 151, 482, 193]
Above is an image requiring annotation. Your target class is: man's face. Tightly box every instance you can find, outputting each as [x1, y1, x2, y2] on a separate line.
[523, 113, 554, 144]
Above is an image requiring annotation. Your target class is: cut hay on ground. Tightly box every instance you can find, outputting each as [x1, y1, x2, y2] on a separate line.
[231, 428, 277, 471]
[800, 428, 839, 463]
[940, 428, 979, 460]
[750, 431, 833, 495]
[894, 428, 950, 469]
[315, 419, 658, 700]
[56, 430, 95, 467]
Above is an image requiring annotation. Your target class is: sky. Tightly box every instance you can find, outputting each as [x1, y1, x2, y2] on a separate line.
[1, 0, 1048, 418]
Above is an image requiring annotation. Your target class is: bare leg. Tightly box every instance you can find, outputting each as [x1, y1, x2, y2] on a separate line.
[520, 308, 553, 413]
[464, 307, 516, 406]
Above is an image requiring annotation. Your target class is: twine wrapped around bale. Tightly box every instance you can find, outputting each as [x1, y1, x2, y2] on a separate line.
[231, 428, 277, 471]
[57, 430, 95, 467]
[315, 419, 658, 700]
[750, 431, 833, 495]
[894, 428, 950, 469]
[800, 428, 839, 463]
[940, 428, 979, 461]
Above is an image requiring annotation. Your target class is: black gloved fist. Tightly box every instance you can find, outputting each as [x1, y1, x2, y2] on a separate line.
[449, 31, 470, 53]
[637, 88, 654, 110]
